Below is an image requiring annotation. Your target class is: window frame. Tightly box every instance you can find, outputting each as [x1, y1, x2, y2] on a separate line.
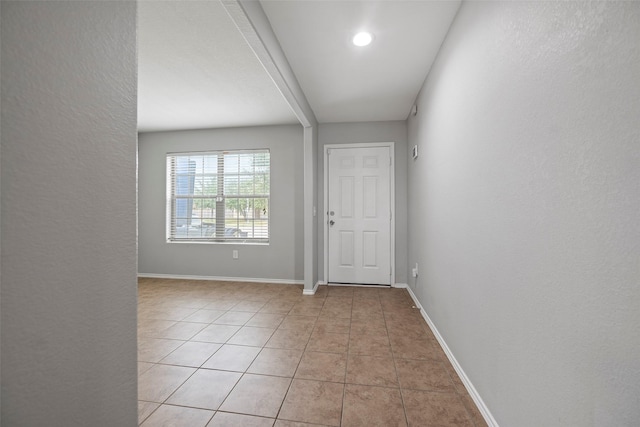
[166, 149, 270, 244]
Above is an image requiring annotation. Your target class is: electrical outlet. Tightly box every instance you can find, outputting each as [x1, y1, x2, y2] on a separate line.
[233, 250, 238, 259]
[412, 263, 419, 278]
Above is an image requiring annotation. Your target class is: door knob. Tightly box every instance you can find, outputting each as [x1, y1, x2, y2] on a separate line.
[329, 220, 335, 226]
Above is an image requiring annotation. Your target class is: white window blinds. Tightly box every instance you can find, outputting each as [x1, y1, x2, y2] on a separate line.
[166, 149, 270, 243]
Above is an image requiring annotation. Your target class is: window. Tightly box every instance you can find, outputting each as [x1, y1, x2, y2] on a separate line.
[167, 149, 270, 243]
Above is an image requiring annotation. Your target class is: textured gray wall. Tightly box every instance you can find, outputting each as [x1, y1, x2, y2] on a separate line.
[138, 125, 304, 282]
[407, 2, 640, 425]
[1, 2, 138, 425]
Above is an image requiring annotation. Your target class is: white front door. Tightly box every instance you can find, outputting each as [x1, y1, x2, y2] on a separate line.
[327, 145, 392, 285]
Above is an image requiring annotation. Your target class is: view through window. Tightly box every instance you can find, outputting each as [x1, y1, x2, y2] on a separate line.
[166, 149, 270, 243]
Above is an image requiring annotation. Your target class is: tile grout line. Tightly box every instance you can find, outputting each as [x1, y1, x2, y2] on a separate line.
[339, 292, 356, 426]
[382, 292, 411, 427]
[273, 292, 325, 424]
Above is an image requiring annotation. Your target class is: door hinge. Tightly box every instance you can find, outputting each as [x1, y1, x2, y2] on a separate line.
[327, 148, 331, 155]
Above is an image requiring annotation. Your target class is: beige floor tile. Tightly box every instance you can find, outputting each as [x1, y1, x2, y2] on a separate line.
[319, 307, 352, 319]
[139, 362, 155, 377]
[183, 309, 226, 323]
[322, 297, 352, 309]
[386, 320, 432, 341]
[295, 351, 347, 383]
[138, 338, 185, 363]
[390, 337, 443, 361]
[246, 313, 285, 328]
[201, 344, 261, 372]
[278, 315, 318, 331]
[242, 293, 275, 302]
[138, 319, 177, 337]
[313, 317, 350, 334]
[327, 287, 354, 298]
[171, 297, 211, 310]
[138, 364, 196, 402]
[204, 299, 240, 310]
[291, 298, 325, 308]
[310, 286, 328, 297]
[351, 302, 383, 314]
[247, 348, 303, 377]
[156, 322, 208, 340]
[160, 342, 222, 368]
[139, 307, 198, 322]
[346, 354, 399, 387]
[349, 319, 386, 336]
[384, 311, 423, 324]
[460, 394, 489, 427]
[227, 326, 275, 347]
[265, 328, 312, 350]
[278, 379, 344, 426]
[352, 301, 385, 313]
[138, 401, 160, 425]
[307, 331, 349, 353]
[402, 390, 474, 427]
[342, 384, 406, 427]
[353, 287, 381, 299]
[288, 305, 322, 317]
[219, 374, 291, 418]
[207, 412, 274, 427]
[166, 369, 242, 410]
[192, 324, 242, 343]
[140, 404, 214, 427]
[259, 301, 295, 314]
[213, 311, 255, 326]
[351, 312, 386, 323]
[444, 362, 468, 394]
[348, 334, 391, 357]
[395, 358, 455, 392]
[138, 280, 488, 427]
[274, 421, 331, 427]
[231, 300, 268, 312]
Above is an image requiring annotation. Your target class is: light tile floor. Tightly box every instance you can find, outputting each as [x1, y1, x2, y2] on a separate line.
[138, 278, 488, 426]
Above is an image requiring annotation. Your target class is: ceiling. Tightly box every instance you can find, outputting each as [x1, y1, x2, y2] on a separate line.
[137, 1, 298, 132]
[137, 0, 461, 131]
[261, 0, 461, 123]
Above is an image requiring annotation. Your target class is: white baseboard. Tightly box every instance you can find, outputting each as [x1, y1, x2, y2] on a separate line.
[392, 282, 408, 288]
[302, 281, 323, 295]
[137, 273, 303, 285]
[403, 285, 499, 427]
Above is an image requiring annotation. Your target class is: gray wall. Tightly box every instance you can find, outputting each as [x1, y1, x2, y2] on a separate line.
[407, 1, 640, 426]
[0, 3, 3, 419]
[1, 2, 138, 425]
[317, 121, 408, 284]
[308, 126, 320, 288]
[138, 125, 304, 281]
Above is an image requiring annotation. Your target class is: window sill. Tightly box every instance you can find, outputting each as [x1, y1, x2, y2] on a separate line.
[166, 240, 269, 246]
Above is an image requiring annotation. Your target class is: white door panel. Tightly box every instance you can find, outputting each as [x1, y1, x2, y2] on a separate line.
[327, 146, 391, 285]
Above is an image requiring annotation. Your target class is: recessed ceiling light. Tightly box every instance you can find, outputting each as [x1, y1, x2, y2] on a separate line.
[352, 32, 373, 47]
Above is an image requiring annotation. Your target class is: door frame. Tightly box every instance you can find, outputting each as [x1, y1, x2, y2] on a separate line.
[323, 142, 396, 285]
